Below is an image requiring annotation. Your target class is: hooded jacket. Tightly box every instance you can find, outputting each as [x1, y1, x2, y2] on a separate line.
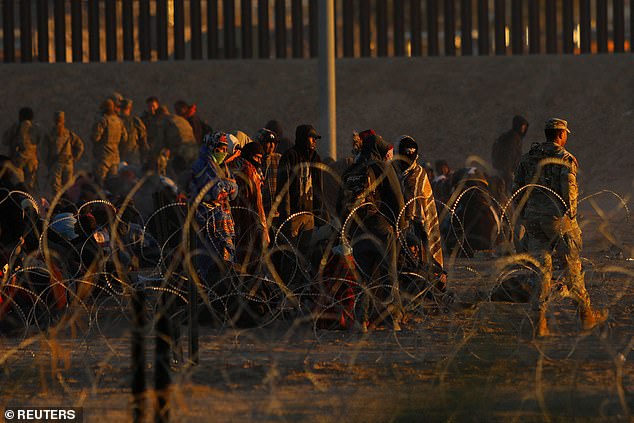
[275, 132, 323, 220]
[339, 134, 404, 228]
[492, 116, 529, 175]
[396, 155, 443, 269]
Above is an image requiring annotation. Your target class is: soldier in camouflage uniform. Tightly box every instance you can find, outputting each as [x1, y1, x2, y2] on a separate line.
[2, 107, 42, 192]
[91, 99, 127, 186]
[44, 111, 84, 194]
[513, 118, 607, 337]
[153, 106, 197, 169]
[119, 99, 149, 167]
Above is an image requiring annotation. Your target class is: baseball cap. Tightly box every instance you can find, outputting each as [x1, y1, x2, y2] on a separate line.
[256, 128, 279, 144]
[296, 124, 322, 140]
[544, 118, 571, 133]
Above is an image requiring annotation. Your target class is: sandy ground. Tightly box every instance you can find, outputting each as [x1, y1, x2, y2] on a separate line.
[0, 56, 633, 421]
[0, 208, 632, 422]
[1, 261, 633, 422]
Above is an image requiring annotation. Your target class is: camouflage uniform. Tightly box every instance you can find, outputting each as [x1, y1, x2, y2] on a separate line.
[119, 104, 149, 166]
[2, 119, 41, 192]
[44, 112, 84, 193]
[513, 118, 603, 334]
[152, 109, 196, 173]
[91, 102, 127, 186]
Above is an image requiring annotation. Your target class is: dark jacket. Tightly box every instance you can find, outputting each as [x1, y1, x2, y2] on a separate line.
[338, 135, 404, 228]
[276, 135, 323, 220]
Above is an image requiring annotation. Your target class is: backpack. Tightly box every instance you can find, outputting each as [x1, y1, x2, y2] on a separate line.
[340, 161, 378, 220]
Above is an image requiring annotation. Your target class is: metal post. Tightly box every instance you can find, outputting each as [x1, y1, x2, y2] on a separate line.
[155, 292, 171, 423]
[410, 0, 422, 56]
[319, 0, 336, 161]
[174, 0, 186, 60]
[242, 0, 253, 58]
[122, 1, 134, 61]
[105, 0, 117, 61]
[191, 0, 202, 59]
[36, 0, 49, 62]
[528, 0, 540, 54]
[20, 0, 33, 62]
[132, 284, 146, 423]
[54, 0, 65, 62]
[139, 0, 151, 60]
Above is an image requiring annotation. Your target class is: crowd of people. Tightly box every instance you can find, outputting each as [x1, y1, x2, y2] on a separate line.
[0, 96, 607, 336]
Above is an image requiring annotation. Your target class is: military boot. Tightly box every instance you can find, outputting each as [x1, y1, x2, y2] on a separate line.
[535, 311, 550, 338]
[580, 307, 608, 330]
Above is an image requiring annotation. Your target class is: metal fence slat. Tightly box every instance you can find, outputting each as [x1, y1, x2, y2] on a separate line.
[224, 0, 236, 59]
[596, 0, 607, 53]
[139, 0, 151, 60]
[292, 0, 303, 58]
[377, 0, 388, 56]
[394, 0, 405, 56]
[208, 0, 219, 59]
[427, 0, 439, 56]
[309, 0, 318, 57]
[3, 0, 16, 63]
[410, 0, 422, 56]
[54, 0, 66, 62]
[613, 0, 625, 53]
[511, 0, 522, 55]
[275, 0, 286, 58]
[36, 0, 49, 62]
[88, 0, 100, 62]
[174, 0, 186, 60]
[444, 0, 456, 56]
[460, 0, 472, 55]
[528, 0, 539, 54]
[562, 0, 573, 54]
[579, 0, 590, 54]
[494, 0, 505, 55]
[360, 0, 371, 57]
[20, 0, 32, 62]
[122, 0, 134, 61]
[258, 0, 270, 58]
[191, 0, 203, 59]
[343, 0, 354, 57]
[157, 0, 168, 60]
[105, 0, 117, 61]
[242, 0, 253, 58]
[71, 0, 83, 62]
[545, 0, 556, 54]
[477, 0, 488, 55]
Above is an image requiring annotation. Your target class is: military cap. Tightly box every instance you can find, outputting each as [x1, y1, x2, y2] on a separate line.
[544, 118, 571, 133]
[54, 111, 65, 122]
[109, 91, 124, 106]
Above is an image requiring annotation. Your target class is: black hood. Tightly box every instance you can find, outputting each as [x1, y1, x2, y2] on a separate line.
[512, 115, 529, 131]
[294, 124, 321, 156]
[361, 134, 392, 162]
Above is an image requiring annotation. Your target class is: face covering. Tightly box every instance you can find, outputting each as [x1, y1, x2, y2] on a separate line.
[211, 151, 228, 164]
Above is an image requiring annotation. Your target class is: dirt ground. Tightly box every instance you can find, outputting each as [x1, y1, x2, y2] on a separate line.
[0, 56, 633, 421]
[1, 207, 632, 422]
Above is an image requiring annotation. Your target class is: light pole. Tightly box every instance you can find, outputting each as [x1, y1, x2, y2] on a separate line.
[318, 0, 337, 160]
